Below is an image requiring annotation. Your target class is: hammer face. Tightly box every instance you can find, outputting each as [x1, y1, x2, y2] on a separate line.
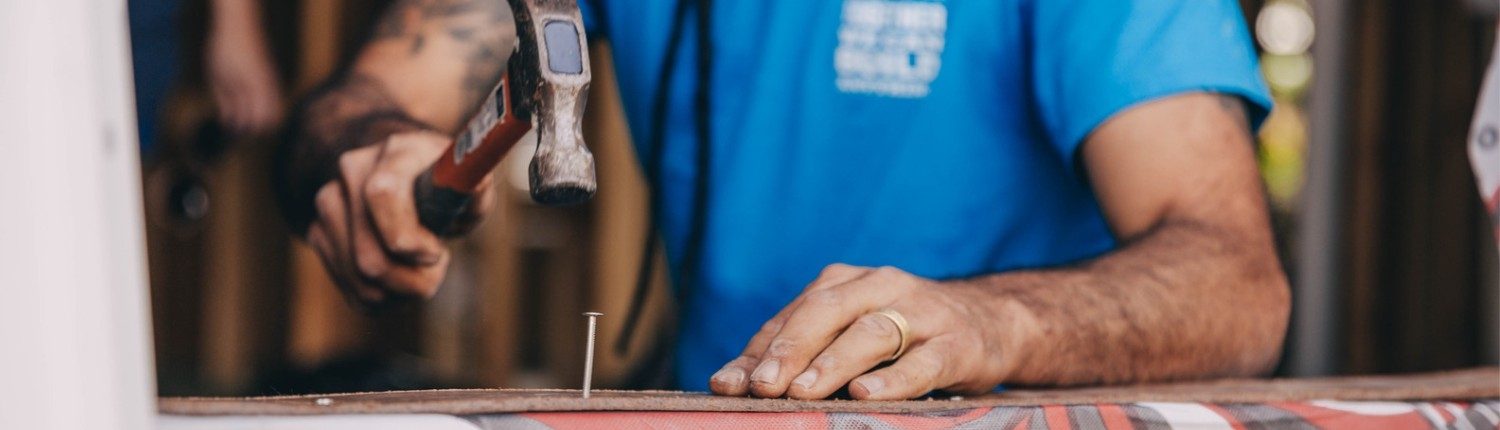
[509, 0, 595, 206]
[528, 146, 596, 205]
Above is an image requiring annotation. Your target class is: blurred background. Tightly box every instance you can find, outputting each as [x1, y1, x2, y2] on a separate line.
[130, 0, 1499, 396]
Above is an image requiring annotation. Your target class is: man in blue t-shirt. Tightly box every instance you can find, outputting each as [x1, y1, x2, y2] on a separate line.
[277, 0, 1290, 399]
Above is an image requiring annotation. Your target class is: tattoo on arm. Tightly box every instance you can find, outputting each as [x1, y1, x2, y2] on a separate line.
[275, 0, 514, 234]
[369, 0, 513, 110]
[275, 75, 434, 234]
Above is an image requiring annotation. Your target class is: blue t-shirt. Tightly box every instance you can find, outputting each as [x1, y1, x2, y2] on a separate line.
[577, 0, 1272, 390]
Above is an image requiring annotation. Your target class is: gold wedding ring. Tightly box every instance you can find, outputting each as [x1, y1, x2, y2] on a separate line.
[872, 308, 911, 361]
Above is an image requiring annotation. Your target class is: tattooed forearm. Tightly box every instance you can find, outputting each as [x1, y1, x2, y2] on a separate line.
[369, 0, 513, 110]
[275, 75, 435, 234]
[274, 0, 514, 233]
[463, 41, 508, 104]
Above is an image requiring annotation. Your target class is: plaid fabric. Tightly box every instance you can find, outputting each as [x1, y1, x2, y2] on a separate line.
[464, 400, 1500, 429]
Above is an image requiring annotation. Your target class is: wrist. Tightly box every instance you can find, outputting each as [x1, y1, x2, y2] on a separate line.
[946, 276, 1043, 385]
[990, 289, 1040, 383]
[342, 112, 435, 151]
[279, 109, 434, 236]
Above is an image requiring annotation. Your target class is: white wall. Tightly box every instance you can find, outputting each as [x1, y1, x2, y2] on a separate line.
[0, 1, 156, 429]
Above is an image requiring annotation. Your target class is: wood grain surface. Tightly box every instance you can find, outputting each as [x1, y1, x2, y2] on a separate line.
[158, 367, 1500, 415]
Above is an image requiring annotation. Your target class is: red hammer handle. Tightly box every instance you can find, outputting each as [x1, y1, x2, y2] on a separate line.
[413, 73, 531, 235]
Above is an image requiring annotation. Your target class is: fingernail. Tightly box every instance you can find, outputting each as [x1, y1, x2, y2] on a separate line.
[792, 368, 818, 390]
[854, 376, 885, 397]
[750, 359, 780, 385]
[711, 367, 745, 386]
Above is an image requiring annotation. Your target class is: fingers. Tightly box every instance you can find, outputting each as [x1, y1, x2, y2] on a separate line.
[343, 139, 449, 299]
[312, 184, 386, 304]
[339, 147, 388, 280]
[309, 133, 458, 308]
[803, 263, 868, 293]
[785, 312, 905, 399]
[709, 264, 870, 396]
[745, 267, 911, 398]
[710, 265, 991, 401]
[849, 342, 949, 401]
[363, 132, 449, 261]
[709, 313, 794, 396]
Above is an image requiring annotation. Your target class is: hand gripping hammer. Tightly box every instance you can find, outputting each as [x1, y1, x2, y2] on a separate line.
[414, 0, 594, 235]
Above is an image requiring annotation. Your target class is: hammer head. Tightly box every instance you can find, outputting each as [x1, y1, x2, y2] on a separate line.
[508, 0, 595, 206]
[528, 138, 595, 205]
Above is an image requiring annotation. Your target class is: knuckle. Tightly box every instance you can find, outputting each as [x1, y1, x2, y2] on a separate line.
[314, 186, 340, 218]
[819, 263, 857, 278]
[766, 338, 797, 358]
[355, 252, 388, 279]
[916, 350, 945, 371]
[873, 265, 905, 279]
[388, 234, 419, 253]
[758, 318, 784, 336]
[810, 354, 839, 371]
[803, 289, 842, 308]
[363, 172, 400, 203]
[854, 314, 897, 337]
[385, 133, 413, 147]
[394, 132, 447, 152]
[337, 151, 362, 174]
[727, 355, 757, 369]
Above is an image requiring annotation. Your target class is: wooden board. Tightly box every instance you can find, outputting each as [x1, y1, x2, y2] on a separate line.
[161, 367, 1500, 416]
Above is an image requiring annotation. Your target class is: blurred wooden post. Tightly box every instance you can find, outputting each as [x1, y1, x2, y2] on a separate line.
[583, 43, 675, 387]
[285, 0, 376, 369]
[1339, 0, 1494, 374]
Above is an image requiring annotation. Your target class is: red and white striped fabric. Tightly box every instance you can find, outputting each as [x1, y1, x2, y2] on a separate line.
[461, 400, 1500, 429]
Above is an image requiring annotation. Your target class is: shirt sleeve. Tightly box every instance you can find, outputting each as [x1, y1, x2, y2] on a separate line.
[1030, 0, 1274, 169]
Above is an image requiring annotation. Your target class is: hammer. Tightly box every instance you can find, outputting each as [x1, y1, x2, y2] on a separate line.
[413, 0, 594, 235]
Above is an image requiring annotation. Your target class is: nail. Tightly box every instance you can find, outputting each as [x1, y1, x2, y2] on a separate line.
[792, 368, 818, 390]
[854, 375, 885, 397]
[712, 367, 746, 386]
[750, 359, 780, 385]
[582, 312, 602, 399]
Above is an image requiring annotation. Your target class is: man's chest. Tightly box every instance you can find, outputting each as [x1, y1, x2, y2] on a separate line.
[599, 0, 1032, 112]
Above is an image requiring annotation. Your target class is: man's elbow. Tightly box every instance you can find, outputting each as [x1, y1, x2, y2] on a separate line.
[1233, 258, 1292, 377]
